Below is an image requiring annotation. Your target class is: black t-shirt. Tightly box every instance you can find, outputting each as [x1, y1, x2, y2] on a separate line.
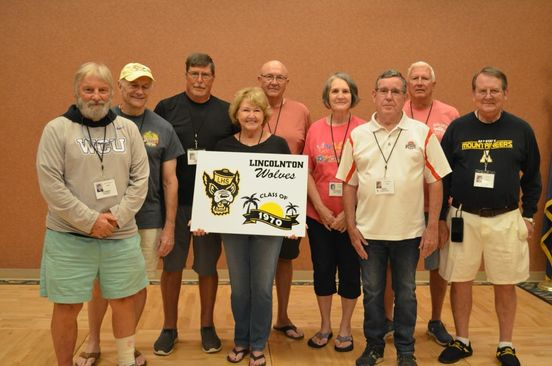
[154, 92, 235, 205]
[215, 134, 291, 155]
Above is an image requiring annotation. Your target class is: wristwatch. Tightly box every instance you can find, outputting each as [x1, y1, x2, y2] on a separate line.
[523, 217, 534, 225]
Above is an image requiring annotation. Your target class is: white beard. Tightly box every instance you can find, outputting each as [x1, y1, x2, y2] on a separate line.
[77, 97, 111, 121]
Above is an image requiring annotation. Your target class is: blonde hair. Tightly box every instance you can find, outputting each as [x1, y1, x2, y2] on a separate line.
[228, 87, 272, 127]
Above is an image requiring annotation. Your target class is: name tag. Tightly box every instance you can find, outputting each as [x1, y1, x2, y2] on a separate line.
[187, 148, 205, 165]
[328, 182, 343, 197]
[94, 179, 118, 199]
[375, 177, 395, 195]
[473, 170, 495, 188]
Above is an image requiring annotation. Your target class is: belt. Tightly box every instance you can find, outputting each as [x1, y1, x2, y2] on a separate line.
[451, 200, 518, 218]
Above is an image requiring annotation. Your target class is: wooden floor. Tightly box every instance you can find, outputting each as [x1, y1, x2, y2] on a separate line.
[2, 284, 551, 365]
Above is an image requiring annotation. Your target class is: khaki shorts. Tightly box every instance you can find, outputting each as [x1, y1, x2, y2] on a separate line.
[439, 208, 529, 284]
[138, 228, 161, 278]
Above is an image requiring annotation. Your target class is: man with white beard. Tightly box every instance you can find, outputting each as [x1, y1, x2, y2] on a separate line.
[36, 62, 149, 366]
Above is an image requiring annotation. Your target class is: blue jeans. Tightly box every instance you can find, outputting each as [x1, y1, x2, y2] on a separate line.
[222, 234, 283, 352]
[360, 238, 420, 355]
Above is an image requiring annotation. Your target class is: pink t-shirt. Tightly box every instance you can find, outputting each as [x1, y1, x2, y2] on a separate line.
[403, 99, 459, 141]
[303, 115, 364, 223]
[267, 99, 311, 155]
[404, 99, 459, 211]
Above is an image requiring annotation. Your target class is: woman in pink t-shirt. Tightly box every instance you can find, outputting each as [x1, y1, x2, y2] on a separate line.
[303, 72, 364, 352]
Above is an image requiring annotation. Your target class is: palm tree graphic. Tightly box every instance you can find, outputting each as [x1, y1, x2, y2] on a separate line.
[285, 202, 299, 216]
[242, 193, 260, 213]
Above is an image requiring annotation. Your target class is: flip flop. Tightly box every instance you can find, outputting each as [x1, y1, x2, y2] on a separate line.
[250, 353, 266, 366]
[307, 331, 333, 348]
[272, 324, 304, 340]
[74, 351, 100, 366]
[134, 349, 147, 366]
[227, 347, 250, 363]
[334, 334, 354, 352]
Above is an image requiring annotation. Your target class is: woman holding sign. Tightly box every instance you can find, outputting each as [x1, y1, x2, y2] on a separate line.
[215, 87, 290, 366]
[303, 73, 363, 352]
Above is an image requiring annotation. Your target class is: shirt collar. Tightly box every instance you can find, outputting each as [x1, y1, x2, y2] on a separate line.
[368, 112, 408, 133]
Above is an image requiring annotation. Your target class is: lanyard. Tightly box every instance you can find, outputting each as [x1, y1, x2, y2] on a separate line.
[267, 99, 284, 135]
[329, 113, 351, 165]
[409, 101, 433, 124]
[190, 106, 209, 149]
[373, 128, 403, 177]
[85, 125, 107, 172]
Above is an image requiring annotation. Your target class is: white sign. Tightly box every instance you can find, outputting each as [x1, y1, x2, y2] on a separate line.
[191, 151, 308, 237]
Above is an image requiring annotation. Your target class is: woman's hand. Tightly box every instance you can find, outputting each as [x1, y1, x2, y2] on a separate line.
[191, 228, 208, 236]
[330, 211, 347, 233]
[315, 204, 336, 231]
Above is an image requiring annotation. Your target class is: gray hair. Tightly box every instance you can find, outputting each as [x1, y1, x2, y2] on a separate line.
[322, 72, 360, 109]
[73, 62, 114, 98]
[407, 61, 435, 82]
[375, 69, 407, 93]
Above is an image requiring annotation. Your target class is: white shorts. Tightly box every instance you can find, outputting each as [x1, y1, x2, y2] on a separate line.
[439, 208, 529, 284]
[138, 228, 161, 278]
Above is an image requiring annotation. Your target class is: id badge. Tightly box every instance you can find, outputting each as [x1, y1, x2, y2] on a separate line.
[473, 170, 495, 188]
[375, 177, 395, 195]
[328, 182, 343, 197]
[94, 179, 118, 200]
[187, 148, 204, 165]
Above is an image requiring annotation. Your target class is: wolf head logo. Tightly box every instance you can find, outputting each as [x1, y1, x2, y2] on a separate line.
[203, 169, 240, 215]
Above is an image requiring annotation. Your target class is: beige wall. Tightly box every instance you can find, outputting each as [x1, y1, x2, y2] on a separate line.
[1, 0, 550, 270]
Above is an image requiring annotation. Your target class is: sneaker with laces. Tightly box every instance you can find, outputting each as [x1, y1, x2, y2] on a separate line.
[356, 345, 384, 366]
[496, 346, 520, 366]
[427, 320, 453, 346]
[153, 328, 178, 356]
[384, 318, 394, 340]
[438, 340, 473, 364]
[397, 354, 417, 366]
[201, 326, 222, 353]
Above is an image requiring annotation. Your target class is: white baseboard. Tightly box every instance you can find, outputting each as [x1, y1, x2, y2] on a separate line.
[0, 268, 546, 284]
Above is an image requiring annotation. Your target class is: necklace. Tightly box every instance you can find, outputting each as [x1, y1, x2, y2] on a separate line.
[238, 126, 265, 146]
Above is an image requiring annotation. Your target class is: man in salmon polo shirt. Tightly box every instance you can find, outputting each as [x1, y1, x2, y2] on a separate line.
[383, 61, 460, 346]
[337, 69, 451, 366]
[257, 60, 311, 340]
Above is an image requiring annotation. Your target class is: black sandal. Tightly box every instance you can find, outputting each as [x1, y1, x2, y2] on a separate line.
[227, 347, 250, 363]
[334, 334, 354, 352]
[250, 353, 266, 366]
[307, 331, 333, 348]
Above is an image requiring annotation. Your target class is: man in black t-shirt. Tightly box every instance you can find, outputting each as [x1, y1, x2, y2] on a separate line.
[153, 53, 235, 356]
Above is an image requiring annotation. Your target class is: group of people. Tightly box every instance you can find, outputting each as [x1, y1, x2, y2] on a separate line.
[36, 53, 541, 366]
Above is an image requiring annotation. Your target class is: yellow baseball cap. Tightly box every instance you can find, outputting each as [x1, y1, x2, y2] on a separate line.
[119, 62, 155, 81]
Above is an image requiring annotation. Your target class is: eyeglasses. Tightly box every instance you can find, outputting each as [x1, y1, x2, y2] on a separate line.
[260, 74, 288, 83]
[376, 88, 404, 96]
[475, 88, 502, 97]
[187, 71, 213, 81]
